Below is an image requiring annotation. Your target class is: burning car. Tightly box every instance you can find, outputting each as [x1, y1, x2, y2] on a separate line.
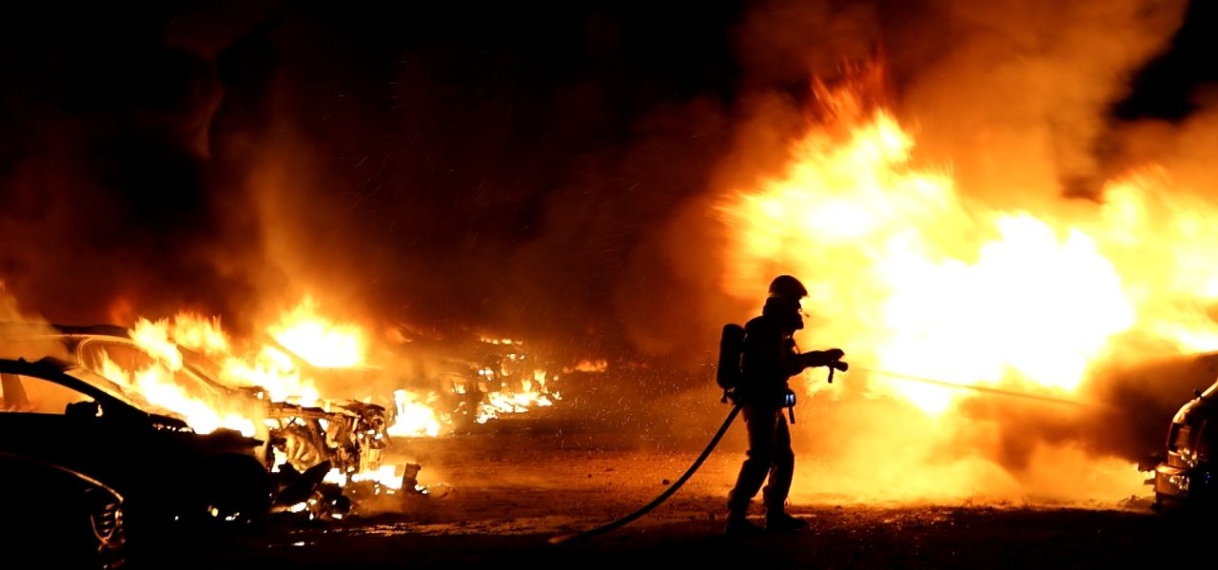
[381, 333, 562, 437]
[0, 322, 394, 515]
[173, 338, 394, 479]
[1149, 377, 1218, 512]
[0, 450, 128, 570]
[0, 356, 271, 541]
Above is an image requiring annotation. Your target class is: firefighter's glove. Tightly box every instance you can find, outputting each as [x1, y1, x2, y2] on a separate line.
[832, 360, 849, 372]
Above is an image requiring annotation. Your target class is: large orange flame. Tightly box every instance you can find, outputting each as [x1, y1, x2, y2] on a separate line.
[269, 297, 367, 368]
[716, 67, 1218, 503]
[97, 318, 260, 436]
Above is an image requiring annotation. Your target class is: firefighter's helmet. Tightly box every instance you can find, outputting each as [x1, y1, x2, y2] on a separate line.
[768, 275, 808, 300]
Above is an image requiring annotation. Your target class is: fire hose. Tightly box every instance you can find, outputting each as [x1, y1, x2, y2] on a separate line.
[547, 402, 742, 545]
[548, 363, 842, 546]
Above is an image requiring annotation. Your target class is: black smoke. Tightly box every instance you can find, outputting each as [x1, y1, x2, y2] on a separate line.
[0, 1, 748, 371]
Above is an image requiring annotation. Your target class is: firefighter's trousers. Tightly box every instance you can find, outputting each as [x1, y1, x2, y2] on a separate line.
[726, 402, 794, 516]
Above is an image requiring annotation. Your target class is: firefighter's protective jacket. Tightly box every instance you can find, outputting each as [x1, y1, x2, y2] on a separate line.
[738, 300, 838, 406]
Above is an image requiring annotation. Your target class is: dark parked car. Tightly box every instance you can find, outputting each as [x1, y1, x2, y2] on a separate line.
[0, 451, 128, 569]
[1150, 376, 1218, 512]
[0, 356, 271, 540]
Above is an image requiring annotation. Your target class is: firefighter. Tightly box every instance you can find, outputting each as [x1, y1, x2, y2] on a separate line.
[724, 274, 846, 536]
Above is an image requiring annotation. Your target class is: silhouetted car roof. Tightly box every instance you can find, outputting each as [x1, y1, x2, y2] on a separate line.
[0, 354, 190, 425]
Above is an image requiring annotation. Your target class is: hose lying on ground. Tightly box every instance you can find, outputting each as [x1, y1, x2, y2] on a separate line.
[548, 403, 742, 545]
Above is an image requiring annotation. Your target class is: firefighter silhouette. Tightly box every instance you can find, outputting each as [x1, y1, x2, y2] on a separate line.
[725, 275, 846, 536]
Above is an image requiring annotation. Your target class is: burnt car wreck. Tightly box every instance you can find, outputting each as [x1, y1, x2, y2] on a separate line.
[162, 332, 402, 515]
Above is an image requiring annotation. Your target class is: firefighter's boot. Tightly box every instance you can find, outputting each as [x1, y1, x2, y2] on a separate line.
[725, 495, 765, 537]
[763, 487, 807, 533]
[725, 511, 766, 537]
[765, 511, 808, 533]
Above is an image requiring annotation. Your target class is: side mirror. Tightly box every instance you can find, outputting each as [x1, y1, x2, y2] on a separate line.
[65, 400, 100, 419]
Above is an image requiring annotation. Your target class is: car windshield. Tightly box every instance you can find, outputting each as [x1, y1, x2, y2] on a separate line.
[176, 346, 230, 389]
[76, 337, 247, 398]
[60, 364, 183, 419]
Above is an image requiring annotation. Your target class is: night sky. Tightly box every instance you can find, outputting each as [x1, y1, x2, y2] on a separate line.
[2, 0, 1216, 383]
